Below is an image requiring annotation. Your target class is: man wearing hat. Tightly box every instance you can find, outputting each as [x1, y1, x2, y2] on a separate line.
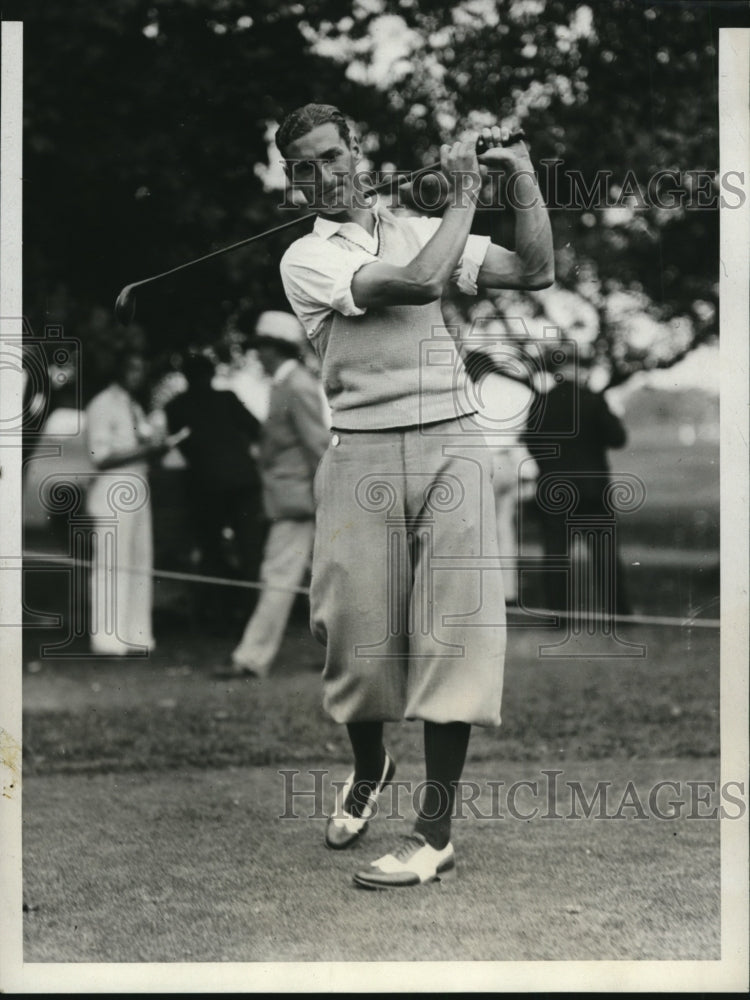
[229, 310, 329, 677]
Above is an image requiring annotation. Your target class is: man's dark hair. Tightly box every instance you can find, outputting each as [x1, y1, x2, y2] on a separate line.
[182, 352, 215, 385]
[275, 104, 352, 157]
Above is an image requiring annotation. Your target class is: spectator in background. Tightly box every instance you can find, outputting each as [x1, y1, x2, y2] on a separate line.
[23, 347, 92, 544]
[85, 350, 167, 655]
[521, 352, 630, 616]
[462, 348, 539, 605]
[165, 352, 265, 628]
[212, 329, 272, 424]
[227, 311, 329, 678]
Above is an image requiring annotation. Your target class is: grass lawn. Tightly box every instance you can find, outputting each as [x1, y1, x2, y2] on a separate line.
[20, 615, 723, 965]
[22, 759, 720, 963]
[23, 621, 719, 775]
[15, 388, 730, 982]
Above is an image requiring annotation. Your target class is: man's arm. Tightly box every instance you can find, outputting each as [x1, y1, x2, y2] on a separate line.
[288, 373, 330, 471]
[352, 131, 553, 306]
[350, 140, 482, 309]
[475, 134, 554, 291]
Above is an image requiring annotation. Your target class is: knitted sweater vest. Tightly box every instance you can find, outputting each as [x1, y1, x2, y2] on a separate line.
[311, 210, 474, 431]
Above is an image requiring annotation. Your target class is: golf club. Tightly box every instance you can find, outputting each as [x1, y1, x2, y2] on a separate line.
[114, 129, 526, 324]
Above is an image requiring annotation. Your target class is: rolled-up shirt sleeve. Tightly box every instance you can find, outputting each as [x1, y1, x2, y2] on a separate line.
[280, 237, 375, 338]
[404, 216, 491, 296]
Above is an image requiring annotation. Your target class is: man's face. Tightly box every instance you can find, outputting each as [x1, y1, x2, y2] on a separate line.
[284, 122, 363, 216]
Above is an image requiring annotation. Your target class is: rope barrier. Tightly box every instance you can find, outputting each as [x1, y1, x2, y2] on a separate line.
[507, 606, 720, 630]
[23, 551, 721, 629]
[22, 552, 311, 597]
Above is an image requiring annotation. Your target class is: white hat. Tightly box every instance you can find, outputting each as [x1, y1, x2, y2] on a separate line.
[254, 310, 305, 345]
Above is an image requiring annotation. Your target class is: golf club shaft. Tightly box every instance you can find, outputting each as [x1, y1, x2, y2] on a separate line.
[116, 129, 526, 313]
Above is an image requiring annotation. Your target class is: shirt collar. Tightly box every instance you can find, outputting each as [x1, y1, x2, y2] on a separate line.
[272, 358, 299, 385]
[313, 194, 383, 254]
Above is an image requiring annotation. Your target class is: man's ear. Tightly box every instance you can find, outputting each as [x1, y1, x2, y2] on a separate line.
[350, 134, 363, 165]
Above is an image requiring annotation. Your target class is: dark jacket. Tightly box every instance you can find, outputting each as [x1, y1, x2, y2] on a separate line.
[522, 380, 627, 494]
[165, 387, 262, 490]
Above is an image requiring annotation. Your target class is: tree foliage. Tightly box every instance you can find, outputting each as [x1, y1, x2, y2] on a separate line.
[304, 0, 743, 384]
[22, 0, 380, 355]
[18, 0, 746, 386]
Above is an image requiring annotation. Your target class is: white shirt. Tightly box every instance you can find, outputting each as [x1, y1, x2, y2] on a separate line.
[85, 382, 152, 472]
[280, 198, 491, 339]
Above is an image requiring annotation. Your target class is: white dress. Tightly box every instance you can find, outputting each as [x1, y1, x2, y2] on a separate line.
[84, 383, 155, 655]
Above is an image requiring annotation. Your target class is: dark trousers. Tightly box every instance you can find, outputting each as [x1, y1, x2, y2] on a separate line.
[188, 481, 267, 625]
[537, 496, 631, 617]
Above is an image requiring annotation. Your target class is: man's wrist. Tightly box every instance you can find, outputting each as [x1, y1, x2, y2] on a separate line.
[445, 168, 481, 207]
[456, 190, 480, 209]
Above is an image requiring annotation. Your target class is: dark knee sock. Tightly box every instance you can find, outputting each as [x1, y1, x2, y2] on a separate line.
[414, 721, 471, 850]
[344, 721, 386, 818]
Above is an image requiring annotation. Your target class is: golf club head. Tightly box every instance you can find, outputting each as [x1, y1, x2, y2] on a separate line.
[114, 284, 137, 325]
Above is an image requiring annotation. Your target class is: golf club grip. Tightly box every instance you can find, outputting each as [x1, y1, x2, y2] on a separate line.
[476, 128, 526, 154]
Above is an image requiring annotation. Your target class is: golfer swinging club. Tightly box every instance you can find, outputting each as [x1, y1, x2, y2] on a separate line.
[275, 103, 554, 889]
